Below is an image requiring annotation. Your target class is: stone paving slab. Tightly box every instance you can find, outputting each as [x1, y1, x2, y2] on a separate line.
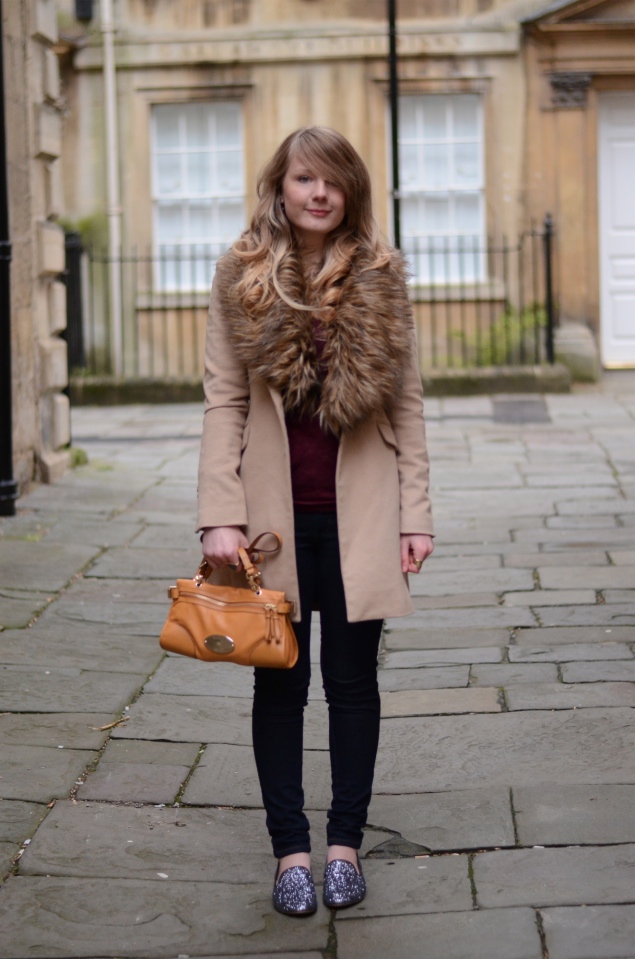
[541, 904, 635, 959]
[610, 551, 635, 565]
[383, 628, 510, 650]
[378, 666, 469, 691]
[111, 693, 329, 750]
[335, 856, 472, 919]
[0, 541, 100, 592]
[539, 566, 635, 590]
[129, 525, 202, 550]
[534, 603, 635, 627]
[504, 589, 597, 606]
[506, 682, 635, 710]
[335, 908, 543, 959]
[43, 519, 144, 547]
[41, 597, 168, 636]
[144, 658, 267, 699]
[181, 743, 331, 809]
[375, 708, 635, 793]
[410, 568, 534, 597]
[0, 666, 147, 713]
[77, 763, 191, 803]
[514, 784, 635, 846]
[562, 660, 635, 682]
[474, 843, 635, 907]
[470, 663, 559, 685]
[509, 643, 633, 663]
[513, 626, 635, 645]
[0, 840, 20, 873]
[0, 624, 163, 673]
[0, 713, 112, 749]
[368, 787, 515, 851]
[0, 589, 53, 629]
[381, 687, 501, 716]
[85, 547, 201, 580]
[58, 576, 169, 604]
[604, 589, 635, 604]
[0, 801, 48, 842]
[503, 551, 610, 567]
[414, 554, 502, 573]
[386, 607, 536, 630]
[0, 745, 95, 802]
[515, 527, 635, 546]
[0, 875, 330, 958]
[384, 648, 504, 668]
[101, 739, 201, 765]
[412, 591, 501, 609]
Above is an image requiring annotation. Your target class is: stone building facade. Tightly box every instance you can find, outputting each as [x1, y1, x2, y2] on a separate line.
[58, 0, 635, 372]
[5, 0, 70, 493]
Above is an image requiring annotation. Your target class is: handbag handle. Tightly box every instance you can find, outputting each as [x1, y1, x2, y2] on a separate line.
[195, 531, 282, 592]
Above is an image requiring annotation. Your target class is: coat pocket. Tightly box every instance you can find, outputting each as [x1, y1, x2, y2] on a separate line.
[377, 418, 398, 451]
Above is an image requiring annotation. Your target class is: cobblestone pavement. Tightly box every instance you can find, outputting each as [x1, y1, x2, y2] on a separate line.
[1, 374, 635, 959]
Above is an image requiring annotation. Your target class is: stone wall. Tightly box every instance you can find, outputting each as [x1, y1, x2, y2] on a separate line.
[4, 0, 70, 490]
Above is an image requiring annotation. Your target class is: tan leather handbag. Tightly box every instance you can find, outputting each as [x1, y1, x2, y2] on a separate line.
[159, 532, 299, 669]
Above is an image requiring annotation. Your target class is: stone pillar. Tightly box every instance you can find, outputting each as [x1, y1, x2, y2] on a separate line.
[5, 0, 70, 489]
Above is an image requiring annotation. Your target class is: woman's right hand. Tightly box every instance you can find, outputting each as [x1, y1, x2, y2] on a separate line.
[201, 526, 250, 570]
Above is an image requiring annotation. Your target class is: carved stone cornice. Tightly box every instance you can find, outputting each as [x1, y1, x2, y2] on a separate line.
[549, 71, 593, 108]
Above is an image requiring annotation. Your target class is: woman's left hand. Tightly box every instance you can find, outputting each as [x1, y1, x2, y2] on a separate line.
[401, 533, 434, 574]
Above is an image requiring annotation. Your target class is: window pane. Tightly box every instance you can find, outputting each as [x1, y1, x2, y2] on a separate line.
[217, 150, 243, 192]
[401, 196, 422, 235]
[155, 106, 181, 149]
[187, 153, 212, 194]
[455, 193, 481, 233]
[215, 102, 241, 146]
[157, 204, 183, 241]
[423, 195, 450, 233]
[454, 142, 480, 186]
[399, 97, 419, 138]
[453, 95, 479, 138]
[186, 104, 209, 148]
[218, 199, 245, 239]
[189, 203, 213, 239]
[156, 154, 182, 196]
[422, 97, 447, 139]
[424, 144, 450, 189]
[401, 144, 421, 187]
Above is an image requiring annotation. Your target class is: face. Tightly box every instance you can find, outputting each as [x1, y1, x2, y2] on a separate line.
[281, 154, 346, 251]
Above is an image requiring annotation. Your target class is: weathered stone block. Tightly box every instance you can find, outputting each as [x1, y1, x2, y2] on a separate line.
[33, 0, 57, 43]
[77, 763, 191, 803]
[48, 281, 67, 335]
[38, 337, 68, 392]
[43, 48, 60, 100]
[381, 687, 501, 717]
[37, 221, 64, 274]
[0, 745, 94, 802]
[555, 321, 601, 383]
[50, 393, 70, 450]
[35, 104, 61, 158]
[506, 682, 635, 710]
[46, 160, 64, 220]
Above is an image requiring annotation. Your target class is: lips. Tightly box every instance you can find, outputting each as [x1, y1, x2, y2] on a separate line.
[307, 209, 330, 217]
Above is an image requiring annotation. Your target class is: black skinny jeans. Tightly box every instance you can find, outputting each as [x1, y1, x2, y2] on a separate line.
[252, 512, 382, 858]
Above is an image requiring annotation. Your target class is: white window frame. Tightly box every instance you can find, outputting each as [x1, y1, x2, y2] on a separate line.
[393, 93, 486, 285]
[150, 100, 245, 292]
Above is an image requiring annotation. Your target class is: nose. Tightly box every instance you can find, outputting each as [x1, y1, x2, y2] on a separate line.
[312, 179, 327, 199]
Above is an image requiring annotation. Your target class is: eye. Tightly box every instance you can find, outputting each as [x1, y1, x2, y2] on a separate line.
[298, 175, 311, 183]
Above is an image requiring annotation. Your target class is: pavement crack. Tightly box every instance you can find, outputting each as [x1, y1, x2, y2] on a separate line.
[509, 787, 521, 846]
[323, 912, 338, 958]
[467, 853, 478, 909]
[535, 909, 551, 959]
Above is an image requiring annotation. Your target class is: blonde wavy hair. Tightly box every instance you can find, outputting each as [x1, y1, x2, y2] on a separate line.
[231, 126, 392, 317]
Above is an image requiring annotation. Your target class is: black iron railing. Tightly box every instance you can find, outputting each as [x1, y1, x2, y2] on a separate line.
[65, 217, 556, 379]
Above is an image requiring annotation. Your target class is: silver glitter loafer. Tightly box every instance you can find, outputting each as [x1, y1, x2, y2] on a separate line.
[323, 858, 366, 909]
[272, 865, 318, 916]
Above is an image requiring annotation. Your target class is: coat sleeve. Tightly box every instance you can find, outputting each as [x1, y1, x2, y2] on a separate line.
[387, 313, 435, 537]
[196, 271, 250, 532]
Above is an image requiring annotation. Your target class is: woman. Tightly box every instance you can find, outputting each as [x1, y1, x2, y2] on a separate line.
[198, 126, 434, 916]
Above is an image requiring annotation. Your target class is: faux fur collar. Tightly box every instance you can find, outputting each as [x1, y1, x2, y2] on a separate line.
[215, 249, 414, 434]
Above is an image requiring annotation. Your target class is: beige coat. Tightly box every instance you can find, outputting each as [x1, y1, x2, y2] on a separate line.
[197, 260, 434, 623]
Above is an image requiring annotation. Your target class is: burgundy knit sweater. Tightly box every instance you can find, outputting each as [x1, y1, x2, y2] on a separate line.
[284, 325, 339, 512]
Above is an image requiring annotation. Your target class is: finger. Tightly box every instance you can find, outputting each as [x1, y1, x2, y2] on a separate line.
[400, 539, 410, 574]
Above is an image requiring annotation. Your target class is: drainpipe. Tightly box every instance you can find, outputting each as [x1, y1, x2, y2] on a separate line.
[388, 0, 401, 250]
[0, 0, 18, 516]
[101, 0, 122, 375]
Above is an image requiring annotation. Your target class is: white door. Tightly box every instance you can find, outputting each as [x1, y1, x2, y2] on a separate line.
[599, 92, 635, 367]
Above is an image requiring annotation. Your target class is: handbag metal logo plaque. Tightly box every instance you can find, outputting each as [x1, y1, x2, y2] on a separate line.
[204, 634, 235, 654]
